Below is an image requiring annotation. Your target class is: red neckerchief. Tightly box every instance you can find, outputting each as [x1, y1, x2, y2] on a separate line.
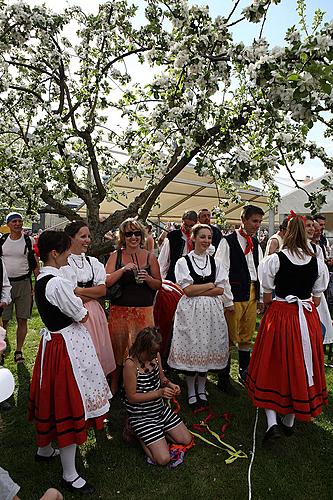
[239, 227, 254, 255]
[181, 224, 193, 252]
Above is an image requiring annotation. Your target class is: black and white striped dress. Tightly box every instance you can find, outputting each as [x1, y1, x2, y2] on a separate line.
[125, 359, 182, 446]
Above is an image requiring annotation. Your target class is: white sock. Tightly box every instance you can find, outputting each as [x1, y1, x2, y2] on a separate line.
[186, 374, 197, 404]
[282, 413, 295, 427]
[37, 444, 59, 457]
[60, 444, 86, 488]
[265, 409, 277, 431]
[197, 373, 207, 400]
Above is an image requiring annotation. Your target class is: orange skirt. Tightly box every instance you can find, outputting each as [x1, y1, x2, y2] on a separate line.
[28, 335, 106, 448]
[247, 301, 328, 422]
[108, 305, 154, 365]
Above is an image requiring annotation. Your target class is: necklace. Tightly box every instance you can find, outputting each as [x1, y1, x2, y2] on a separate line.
[71, 253, 85, 269]
[192, 254, 208, 271]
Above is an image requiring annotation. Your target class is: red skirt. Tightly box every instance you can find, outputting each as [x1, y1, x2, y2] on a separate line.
[153, 281, 184, 360]
[247, 301, 328, 422]
[28, 334, 107, 448]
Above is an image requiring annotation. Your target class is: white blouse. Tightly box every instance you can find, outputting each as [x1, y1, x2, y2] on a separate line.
[62, 254, 106, 287]
[175, 250, 233, 306]
[37, 266, 87, 322]
[259, 249, 329, 297]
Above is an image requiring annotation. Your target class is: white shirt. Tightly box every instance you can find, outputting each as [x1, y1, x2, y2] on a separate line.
[1, 260, 11, 305]
[264, 232, 284, 257]
[215, 229, 263, 303]
[175, 251, 233, 307]
[2, 234, 34, 278]
[158, 233, 189, 279]
[259, 249, 329, 297]
[61, 254, 106, 287]
[37, 266, 87, 322]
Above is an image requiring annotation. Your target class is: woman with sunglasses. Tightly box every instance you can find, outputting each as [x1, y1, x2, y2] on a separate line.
[106, 218, 162, 392]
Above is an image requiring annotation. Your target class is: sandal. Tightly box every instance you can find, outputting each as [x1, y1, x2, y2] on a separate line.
[14, 351, 25, 363]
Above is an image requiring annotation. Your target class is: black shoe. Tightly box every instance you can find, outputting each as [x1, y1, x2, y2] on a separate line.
[262, 424, 282, 447]
[187, 396, 198, 409]
[60, 477, 96, 495]
[217, 381, 240, 397]
[277, 415, 295, 437]
[197, 393, 209, 407]
[0, 400, 12, 411]
[35, 448, 60, 462]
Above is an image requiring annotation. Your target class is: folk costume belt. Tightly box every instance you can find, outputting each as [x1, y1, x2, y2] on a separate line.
[276, 295, 314, 387]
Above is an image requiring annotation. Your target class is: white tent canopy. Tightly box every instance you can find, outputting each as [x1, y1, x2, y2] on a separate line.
[95, 166, 271, 225]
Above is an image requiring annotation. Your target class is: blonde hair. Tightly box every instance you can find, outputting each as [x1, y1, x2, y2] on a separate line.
[117, 218, 146, 249]
[282, 217, 314, 258]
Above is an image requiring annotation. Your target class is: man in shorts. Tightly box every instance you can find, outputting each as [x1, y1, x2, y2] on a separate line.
[0, 213, 39, 363]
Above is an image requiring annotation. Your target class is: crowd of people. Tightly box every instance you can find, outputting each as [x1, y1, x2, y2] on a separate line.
[0, 206, 332, 496]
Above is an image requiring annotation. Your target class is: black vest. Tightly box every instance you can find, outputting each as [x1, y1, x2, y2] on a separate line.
[166, 230, 186, 282]
[77, 256, 94, 288]
[225, 232, 259, 302]
[275, 252, 318, 300]
[184, 254, 216, 284]
[35, 275, 73, 331]
[211, 225, 222, 255]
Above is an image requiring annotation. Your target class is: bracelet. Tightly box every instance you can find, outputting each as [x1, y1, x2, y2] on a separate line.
[161, 377, 170, 387]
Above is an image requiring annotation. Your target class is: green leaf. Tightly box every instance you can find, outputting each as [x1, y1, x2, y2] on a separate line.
[288, 73, 300, 81]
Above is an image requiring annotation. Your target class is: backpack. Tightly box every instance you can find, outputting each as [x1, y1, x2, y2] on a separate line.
[0, 233, 37, 274]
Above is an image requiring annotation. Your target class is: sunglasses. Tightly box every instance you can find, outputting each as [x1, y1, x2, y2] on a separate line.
[125, 230, 142, 238]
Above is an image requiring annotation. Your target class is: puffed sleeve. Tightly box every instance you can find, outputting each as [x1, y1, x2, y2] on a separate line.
[214, 259, 233, 307]
[175, 257, 193, 289]
[60, 265, 78, 286]
[258, 254, 280, 293]
[90, 257, 106, 285]
[312, 259, 330, 297]
[45, 276, 87, 322]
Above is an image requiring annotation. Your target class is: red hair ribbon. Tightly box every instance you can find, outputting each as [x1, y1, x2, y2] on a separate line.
[287, 210, 306, 224]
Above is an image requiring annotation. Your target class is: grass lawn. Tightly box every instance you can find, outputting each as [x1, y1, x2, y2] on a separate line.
[1, 308, 333, 500]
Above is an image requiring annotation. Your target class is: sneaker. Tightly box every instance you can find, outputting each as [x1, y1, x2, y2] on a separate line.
[168, 449, 184, 469]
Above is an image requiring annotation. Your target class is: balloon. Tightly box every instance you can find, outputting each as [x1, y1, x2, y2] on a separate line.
[0, 368, 15, 403]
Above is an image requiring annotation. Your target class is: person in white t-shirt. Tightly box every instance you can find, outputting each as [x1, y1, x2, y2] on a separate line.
[0, 213, 39, 363]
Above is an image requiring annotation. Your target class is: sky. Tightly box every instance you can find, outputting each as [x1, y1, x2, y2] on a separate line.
[19, 0, 333, 193]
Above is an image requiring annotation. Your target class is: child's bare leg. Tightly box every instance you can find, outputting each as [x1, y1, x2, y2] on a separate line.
[140, 438, 170, 465]
[166, 422, 192, 446]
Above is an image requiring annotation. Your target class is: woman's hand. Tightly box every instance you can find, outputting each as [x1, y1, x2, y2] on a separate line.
[136, 269, 149, 282]
[123, 262, 137, 272]
[160, 387, 175, 399]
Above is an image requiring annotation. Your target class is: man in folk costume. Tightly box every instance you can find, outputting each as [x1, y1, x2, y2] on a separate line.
[215, 205, 264, 395]
[158, 211, 198, 283]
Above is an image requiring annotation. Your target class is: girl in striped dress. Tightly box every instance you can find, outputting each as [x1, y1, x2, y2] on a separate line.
[123, 327, 192, 466]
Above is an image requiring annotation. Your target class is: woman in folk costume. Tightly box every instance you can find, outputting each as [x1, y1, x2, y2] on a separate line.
[247, 214, 329, 447]
[63, 221, 116, 383]
[304, 215, 333, 345]
[168, 224, 231, 408]
[29, 231, 111, 494]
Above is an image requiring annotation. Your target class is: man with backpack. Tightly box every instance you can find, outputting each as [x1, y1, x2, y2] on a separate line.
[0, 213, 39, 363]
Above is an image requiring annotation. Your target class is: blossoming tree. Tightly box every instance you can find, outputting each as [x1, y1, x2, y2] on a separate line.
[0, 0, 332, 253]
